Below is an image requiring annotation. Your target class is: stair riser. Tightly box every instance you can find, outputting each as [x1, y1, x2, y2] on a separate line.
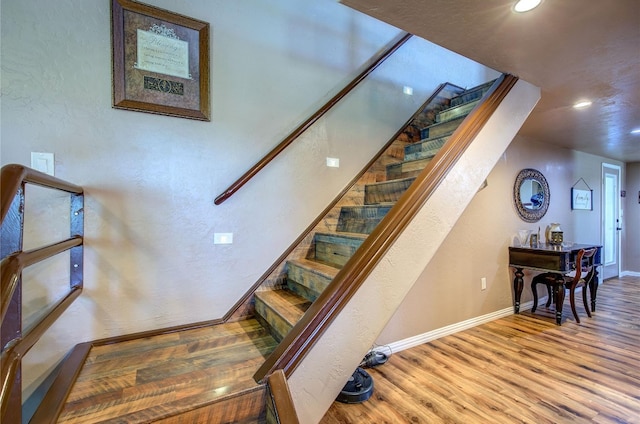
[435, 100, 478, 123]
[286, 279, 320, 303]
[420, 116, 465, 140]
[386, 157, 432, 180]
[286, 262, 333, 300]
[449, 80, 494, 107]
[364, 179, 414, 205]
[315, 238, 362, 268]
[336, 206, 392, 233]
[405, 135, 450, 161]
[254, 298, 292, 342]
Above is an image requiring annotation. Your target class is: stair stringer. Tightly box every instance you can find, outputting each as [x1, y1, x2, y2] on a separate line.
[286, 78, 541, 424]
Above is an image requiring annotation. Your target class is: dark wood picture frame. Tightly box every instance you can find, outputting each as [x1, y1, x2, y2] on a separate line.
[111, 0, 210, 121]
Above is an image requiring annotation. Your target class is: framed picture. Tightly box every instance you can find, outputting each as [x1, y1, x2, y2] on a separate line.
[111, 0, 210, 121]
[571, 188, 593, 210]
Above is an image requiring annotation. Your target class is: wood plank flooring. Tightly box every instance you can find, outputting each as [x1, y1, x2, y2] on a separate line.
[55, 276, 639, 423]
[322, 276, 640, 424]
[57, 319, 277, 423]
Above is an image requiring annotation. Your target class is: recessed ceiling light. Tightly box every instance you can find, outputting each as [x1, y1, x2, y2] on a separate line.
[514, 0, 542, 13]
[573, 100, 592, 109]
[631, 128, 640, 135]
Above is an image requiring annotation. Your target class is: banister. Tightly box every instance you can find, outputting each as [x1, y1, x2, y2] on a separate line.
[214, 32, 412, 205]
[1, 164, 83, 222]
[1, 237, 83, 323]
[1, 286, 83, 379]
[0, 342, 20, 421]
[254, 74, 519, 381]
[267, 370, 300, 424]
[1, 163, 84, 424]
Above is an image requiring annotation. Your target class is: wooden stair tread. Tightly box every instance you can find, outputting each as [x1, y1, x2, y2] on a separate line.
[366, 176, 416, 188]
[315, 231, 368, 241]
[435, 98, 478, 123]
[289, 257, 341, 277]
[57, 319, 276, 424]
[254, 289, 311, 326]
[387, 156, 433, 174]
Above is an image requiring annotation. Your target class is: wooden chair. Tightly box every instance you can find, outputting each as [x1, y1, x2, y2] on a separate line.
[530, 248, 597, 325]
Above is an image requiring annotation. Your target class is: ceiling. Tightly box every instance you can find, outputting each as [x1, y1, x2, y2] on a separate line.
[341, 0, 640, 162]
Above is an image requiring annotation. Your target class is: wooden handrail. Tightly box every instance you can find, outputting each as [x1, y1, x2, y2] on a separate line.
[214, 32, 412, 205]
[254, 74, 519, 381]
[267, 370, 300, 424]
[223, 82, 459, 322]
[1, 285, 82, 419]
[1, 163, 84, 424]
[1, 164, 83, 222]
[1, 237, 83, 323]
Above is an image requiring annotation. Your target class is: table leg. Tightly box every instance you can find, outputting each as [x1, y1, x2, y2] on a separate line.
[554, 283, 565, 325]
[590, 267, 600, 312]
[513, 267, 524, 313]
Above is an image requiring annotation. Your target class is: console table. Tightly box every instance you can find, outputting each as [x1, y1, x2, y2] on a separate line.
[508, 243, 603, 317]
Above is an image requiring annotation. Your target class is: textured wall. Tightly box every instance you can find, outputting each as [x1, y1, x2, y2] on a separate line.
[0, 0, 402, 396]
[1, 0, 496, 398]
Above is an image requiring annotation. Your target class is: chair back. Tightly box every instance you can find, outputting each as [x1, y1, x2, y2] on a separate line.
[567, 248, 597, 289]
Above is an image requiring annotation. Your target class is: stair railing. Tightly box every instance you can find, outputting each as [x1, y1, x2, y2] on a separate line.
[213, 32, 412, 205]
[1, 164, 84, 424]
[266, 370, 300, 424]
[254, 73, 518, 382]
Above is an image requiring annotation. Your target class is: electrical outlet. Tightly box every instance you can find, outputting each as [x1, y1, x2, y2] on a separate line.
[481, 277, 487, 290]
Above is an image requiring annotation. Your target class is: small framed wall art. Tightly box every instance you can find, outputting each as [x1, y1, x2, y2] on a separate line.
[571, 188, 593, 210]
[111, 0, 210, 120]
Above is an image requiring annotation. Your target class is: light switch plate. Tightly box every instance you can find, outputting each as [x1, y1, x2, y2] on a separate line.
[31, 152, 55, 176]
[326, 157, 340, 168]
[214, 233, 233, 244]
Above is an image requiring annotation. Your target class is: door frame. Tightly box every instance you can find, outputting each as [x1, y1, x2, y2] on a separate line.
[601, 163, 622, 279]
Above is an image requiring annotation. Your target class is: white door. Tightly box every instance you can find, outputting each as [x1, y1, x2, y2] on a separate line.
[602, 164, 621, 280]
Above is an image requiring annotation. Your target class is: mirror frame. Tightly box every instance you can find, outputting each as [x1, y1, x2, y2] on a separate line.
[513, 168, 550, 223]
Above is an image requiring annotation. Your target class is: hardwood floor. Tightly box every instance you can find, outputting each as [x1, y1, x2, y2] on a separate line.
[55, 277, 639, 423]
[322, 276, 640, 424]
[57, 319, 277, 423]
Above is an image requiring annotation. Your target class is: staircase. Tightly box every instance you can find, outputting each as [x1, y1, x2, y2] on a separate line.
[252, 80, 495, 349]
[34, 78, 529, 424]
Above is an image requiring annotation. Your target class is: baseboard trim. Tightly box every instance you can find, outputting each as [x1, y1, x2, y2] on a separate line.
[386, 302, 534, 354]
[621, 271, 640, 277]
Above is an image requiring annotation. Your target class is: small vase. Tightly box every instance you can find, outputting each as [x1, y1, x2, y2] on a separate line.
[546, 223, 563, 245]
[517, 229, 530, 247]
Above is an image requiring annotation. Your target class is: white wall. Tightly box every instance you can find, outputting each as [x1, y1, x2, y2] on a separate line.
[1, 0, 498, 398]
[625, 162, 640, 273]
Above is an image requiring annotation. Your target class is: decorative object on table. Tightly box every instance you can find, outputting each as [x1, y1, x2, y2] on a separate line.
[529, 233, 538, 247]
[513, 168, 550, 222]
[546, 223, 563, 245]
[571, 178, 593, 210]
[111, 0, 211, 121]
[517, 229, 530, 247]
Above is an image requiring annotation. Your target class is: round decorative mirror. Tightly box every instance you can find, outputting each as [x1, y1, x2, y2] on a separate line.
[513, 168, 550, 222]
